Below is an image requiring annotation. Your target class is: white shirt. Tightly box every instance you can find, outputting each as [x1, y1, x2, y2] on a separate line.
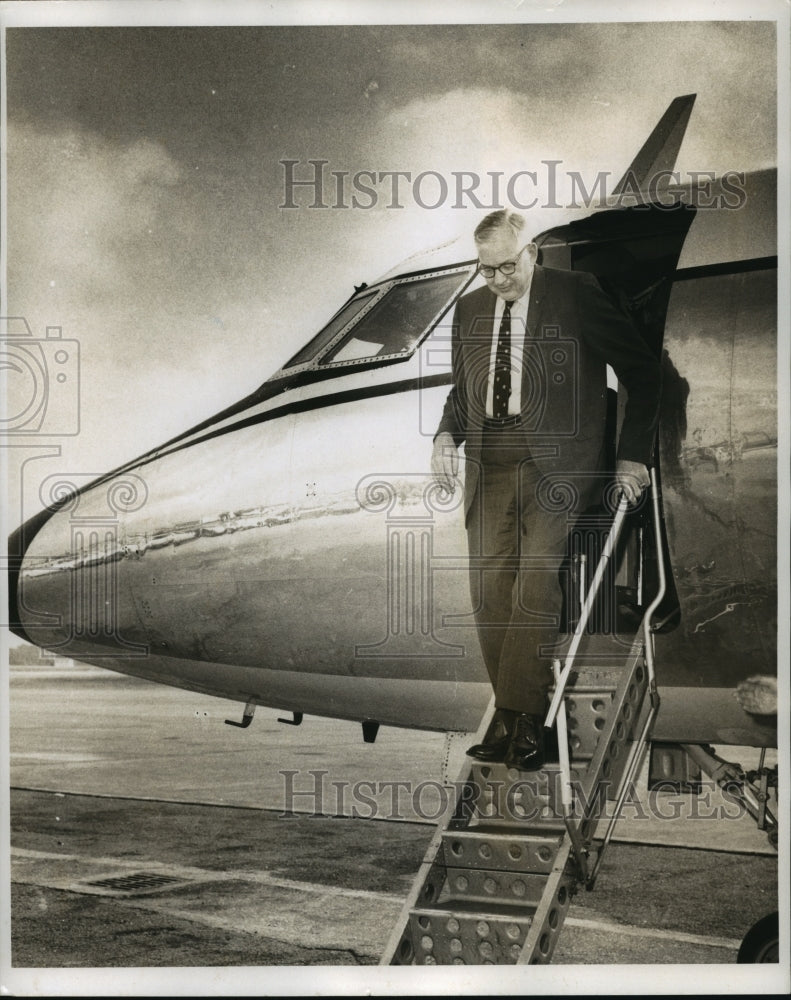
[484, 279, 531, 418]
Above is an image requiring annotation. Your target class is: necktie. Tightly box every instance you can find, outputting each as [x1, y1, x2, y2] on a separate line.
[492, 300, 513, 420]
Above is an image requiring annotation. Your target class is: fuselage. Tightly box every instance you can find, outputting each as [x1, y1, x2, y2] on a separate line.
[9, 169, 778, 746]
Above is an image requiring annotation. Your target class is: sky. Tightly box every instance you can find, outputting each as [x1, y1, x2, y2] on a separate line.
[0, 5, 787, 994]
[1, 4, 781, 528]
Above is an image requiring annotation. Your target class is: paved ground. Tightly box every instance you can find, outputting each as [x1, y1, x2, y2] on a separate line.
[3, 662, 786, 996]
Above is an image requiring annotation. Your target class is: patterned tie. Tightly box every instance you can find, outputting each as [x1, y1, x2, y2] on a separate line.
[492, 300, 513, 420]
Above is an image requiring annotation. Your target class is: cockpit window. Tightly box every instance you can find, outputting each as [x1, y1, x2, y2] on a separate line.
[319, 272, 465, 366]
[283, 291, 377, 369]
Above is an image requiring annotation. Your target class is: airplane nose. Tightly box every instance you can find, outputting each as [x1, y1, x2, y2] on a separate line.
[8, 474, 150, 658]
[8, 505, 61, 646]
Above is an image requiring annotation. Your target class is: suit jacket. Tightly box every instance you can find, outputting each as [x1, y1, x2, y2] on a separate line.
[435, 264, 662, 518]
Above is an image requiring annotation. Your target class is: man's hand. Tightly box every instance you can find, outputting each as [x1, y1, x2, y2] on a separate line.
[615, 459, 650, 505]
[735, 675, 778, 716]
[431, 432, 459, 495]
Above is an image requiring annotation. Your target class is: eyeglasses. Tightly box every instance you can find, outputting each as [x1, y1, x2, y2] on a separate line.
[478, 244, 529, 279]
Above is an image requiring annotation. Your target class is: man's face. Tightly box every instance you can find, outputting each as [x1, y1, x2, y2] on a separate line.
[476, 228, 536, 301]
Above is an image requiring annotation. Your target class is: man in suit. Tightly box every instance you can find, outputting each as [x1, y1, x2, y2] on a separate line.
[431, 209, 661, 770]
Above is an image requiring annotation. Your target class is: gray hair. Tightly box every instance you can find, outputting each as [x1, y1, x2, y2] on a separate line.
[473, 209, 526, 244]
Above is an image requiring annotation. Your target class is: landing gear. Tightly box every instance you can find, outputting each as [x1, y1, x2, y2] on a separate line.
[737, 912, 779, 963]
[680, 744, 778, 848]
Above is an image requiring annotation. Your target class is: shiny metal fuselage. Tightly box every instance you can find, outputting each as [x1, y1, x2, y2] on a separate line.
[12, 170, 778, 746]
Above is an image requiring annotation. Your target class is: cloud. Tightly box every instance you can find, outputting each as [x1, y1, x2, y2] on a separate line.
[5, 124, 249, 518]
[377, 87, 583, 172]
[8, 124, 183, 322]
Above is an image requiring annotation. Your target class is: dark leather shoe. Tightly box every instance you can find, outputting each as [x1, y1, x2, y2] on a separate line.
[504, 713, 546, 771]
[466, 708, 516, 761]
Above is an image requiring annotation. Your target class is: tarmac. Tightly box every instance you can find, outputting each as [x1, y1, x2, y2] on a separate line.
[3, 661, 786, 996]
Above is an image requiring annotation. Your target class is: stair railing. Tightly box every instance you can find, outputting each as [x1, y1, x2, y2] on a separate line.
[585, 466, 666, 886]
[545, 468, 667, 886]
[544, 489, 630, 731]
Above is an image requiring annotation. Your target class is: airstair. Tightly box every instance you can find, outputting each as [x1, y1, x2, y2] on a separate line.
[381, 470, 667, 966]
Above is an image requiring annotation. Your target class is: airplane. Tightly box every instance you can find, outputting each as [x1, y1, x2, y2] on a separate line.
[6, 94, 780, 963]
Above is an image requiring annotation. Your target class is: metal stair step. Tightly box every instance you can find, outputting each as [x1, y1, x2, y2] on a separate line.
[407, 903, 534, 965]
[440, 826, 564, 874]
[438, 867, 549, 908]
[554, 682, 619, 693]
[467, 760, 589, 785]
[456, 761, 598, 825]
[462, 763, 562, 824]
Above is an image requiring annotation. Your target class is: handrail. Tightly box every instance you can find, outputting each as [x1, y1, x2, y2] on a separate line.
[585, 467, 667, 888]
[641, 467, 667, 695]
[543, 468, 668, 889]
[544, 491, 630, 730]
[553, 658, 590, 882]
